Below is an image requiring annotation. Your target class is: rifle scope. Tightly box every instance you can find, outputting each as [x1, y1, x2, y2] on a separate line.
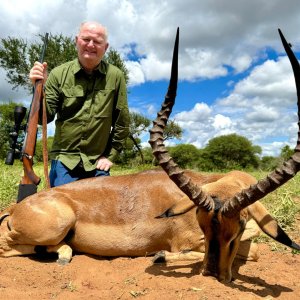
[5, 106, 27, 165]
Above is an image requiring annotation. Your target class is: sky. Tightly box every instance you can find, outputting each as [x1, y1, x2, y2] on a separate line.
[1, 0, 300, 157]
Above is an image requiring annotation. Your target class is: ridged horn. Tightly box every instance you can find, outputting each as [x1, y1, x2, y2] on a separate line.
[221, 29, 300, 218]
[149, 28, 214, 211]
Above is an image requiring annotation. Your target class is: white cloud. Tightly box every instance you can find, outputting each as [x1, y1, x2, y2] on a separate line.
[139, 53, 172, 81]
[212, 114, 232, 130]
[175, 102, 212, 122]
[125, 61, 145, 86]
[230, 54, 252, 73]
[245, 106, 279, 123]
[168, 54, 299, 155]
[1, 0, 300, 156]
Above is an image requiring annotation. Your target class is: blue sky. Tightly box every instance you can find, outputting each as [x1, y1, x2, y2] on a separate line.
[1, 0, 300, 156]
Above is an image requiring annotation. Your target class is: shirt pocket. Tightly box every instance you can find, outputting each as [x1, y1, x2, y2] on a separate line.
[93, 88, 115, 118]
[59, 86, 85, 119]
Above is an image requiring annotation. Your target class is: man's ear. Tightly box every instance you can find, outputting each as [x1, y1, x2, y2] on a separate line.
[105, 42, 109, 52]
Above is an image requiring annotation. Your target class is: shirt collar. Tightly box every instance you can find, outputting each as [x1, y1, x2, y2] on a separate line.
[73, 59, 108, 76]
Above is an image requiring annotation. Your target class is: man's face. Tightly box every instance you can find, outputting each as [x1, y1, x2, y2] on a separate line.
[76, 23, 108, 71]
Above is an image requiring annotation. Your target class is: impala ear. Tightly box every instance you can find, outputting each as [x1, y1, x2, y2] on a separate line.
[0, 213, 10, 225]
[248, 202, 300, 250]
[156, 196, 195, 218]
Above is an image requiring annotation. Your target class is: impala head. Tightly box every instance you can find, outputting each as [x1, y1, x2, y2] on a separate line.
[149, 28, 300, 282]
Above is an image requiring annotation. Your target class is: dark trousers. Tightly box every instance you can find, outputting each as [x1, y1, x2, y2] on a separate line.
[49, 160, 110, 187]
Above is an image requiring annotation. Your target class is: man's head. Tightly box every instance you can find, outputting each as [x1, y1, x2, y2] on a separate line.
[75, 21, 109, 73]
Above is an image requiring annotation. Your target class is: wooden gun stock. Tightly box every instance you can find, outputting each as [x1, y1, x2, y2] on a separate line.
[18, 33, 49, 202]
[21, 79, 44, 185]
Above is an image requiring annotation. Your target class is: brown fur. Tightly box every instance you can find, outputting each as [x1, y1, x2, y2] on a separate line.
[0, 169, 261, 268]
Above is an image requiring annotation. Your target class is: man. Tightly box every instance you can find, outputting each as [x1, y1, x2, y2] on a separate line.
[29, 21, 130, 187]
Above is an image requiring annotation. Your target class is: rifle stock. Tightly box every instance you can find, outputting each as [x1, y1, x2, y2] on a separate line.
[18, 33, 49, 202]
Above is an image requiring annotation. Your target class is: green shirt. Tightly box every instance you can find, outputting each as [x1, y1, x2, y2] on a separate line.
[44, 59, 129, 171]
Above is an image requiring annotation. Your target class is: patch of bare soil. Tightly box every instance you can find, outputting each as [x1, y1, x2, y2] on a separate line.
[0, 242, 299, 300]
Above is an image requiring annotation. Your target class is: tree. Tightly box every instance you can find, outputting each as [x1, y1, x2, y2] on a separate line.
[105, 48, 129, 84]
[280, 145, 293, 161]
[259, 156, 280, 171]
[127, 112, 151, 163]
[0, 34, 77, 92]
[0, 34, 129, 92]
[125, 112, 183, 165]
[201, 133, 261, 170]
[129, 112, 151, 139]
[169, 144, 201, 168]
[163, 120, 182, 141]
[114, 135, 139, 166]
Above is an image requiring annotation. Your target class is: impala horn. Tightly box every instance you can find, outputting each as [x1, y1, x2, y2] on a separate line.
[149, 28, 214, 211]
[221, 29, 300, 218]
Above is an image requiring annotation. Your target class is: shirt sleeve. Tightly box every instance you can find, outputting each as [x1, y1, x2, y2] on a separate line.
[43, 70, 61, 123]
[105, 72, 130, 161]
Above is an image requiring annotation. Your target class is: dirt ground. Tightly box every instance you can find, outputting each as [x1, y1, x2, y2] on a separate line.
[0, 242, 299, 300]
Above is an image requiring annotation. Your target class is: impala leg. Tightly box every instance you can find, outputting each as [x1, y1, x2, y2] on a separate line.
[237, 240, 259, 261]
[0, 244, 36, 257]
[153, 250, 205, 263]
[237, 218, 260, 261]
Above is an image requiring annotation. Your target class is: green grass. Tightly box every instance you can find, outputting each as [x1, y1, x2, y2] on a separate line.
[0, 161, 22, 210]
[0, 161, 152, 209]
[0, 161, 48, 210]
[251, 170, 300, 232]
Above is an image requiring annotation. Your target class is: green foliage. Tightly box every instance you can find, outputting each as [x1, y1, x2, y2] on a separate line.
[0, 37, 29, 90]
[104, 48, 129, 84]
[280, 145, 294, 161]
[251, 170, 300, 233]
[0, 161, 49, 210]
[0, 160, 20, 209]
[114, 136, 138, 165]
[141, 147, 156, 165]
[169, 144, 201, 168]
[201, 133, 261, 170]
[164, 120, 182, 141]
[259, 156, 280, 171]
[0, 34, 77, 92]
[118, 112, 183, 166]
[129, 112, 151, 138]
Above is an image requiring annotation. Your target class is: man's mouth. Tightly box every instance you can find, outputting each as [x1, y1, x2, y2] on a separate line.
[84, 50, 96, 55]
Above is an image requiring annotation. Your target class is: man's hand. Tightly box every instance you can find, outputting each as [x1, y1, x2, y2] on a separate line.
[96, 156, 113, 171]
[29, 61, 48, 85]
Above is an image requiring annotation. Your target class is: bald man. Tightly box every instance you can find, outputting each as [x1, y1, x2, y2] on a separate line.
[29, 22, 129, 187]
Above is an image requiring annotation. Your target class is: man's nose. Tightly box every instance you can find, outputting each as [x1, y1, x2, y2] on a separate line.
[87, 40, 94, 46]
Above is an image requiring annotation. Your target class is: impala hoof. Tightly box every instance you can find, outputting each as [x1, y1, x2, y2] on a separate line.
[152, 251, 166, 263]
[57, 258, 70, 265]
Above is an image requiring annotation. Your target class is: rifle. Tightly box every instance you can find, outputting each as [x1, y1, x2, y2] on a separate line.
[17, 33, 49, 202]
